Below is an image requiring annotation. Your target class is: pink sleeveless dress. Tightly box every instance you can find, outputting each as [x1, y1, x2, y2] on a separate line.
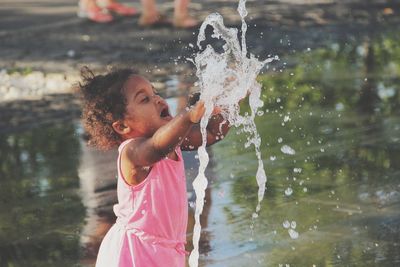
[96, 139, 188, 267]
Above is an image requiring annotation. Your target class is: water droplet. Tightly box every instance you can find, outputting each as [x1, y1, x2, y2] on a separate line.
[281, 145, 296, 155]
[283, 220, 290, 228]
[285, 187, 293, 196]
[293, 168, 302, 173]
[67, 50, 75, 58]
[284, 115, 290, 122]
[288, 228, 299, 239]
[278, 137, 283, 143]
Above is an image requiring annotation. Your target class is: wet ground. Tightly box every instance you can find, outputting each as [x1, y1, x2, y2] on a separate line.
[0, 0, 399, 267]
[1, 0, 400, 74]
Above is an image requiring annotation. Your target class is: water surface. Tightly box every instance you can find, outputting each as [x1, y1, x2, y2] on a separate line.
[0, 28, 399, 267]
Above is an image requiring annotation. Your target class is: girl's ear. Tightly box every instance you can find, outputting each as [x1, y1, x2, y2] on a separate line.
[112, 120, 131, 135]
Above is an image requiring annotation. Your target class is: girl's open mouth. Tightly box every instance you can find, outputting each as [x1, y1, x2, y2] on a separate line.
[160, 107, 172, 120]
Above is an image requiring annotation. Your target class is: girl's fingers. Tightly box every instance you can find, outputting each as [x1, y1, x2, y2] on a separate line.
[191, 101, 222, 119]
[195, 100, 205, 109]
[188, 100, 206, 123]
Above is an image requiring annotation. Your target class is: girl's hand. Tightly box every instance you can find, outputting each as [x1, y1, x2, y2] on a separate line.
[188, 92, 222, 116]
[188, 100, 205, 123]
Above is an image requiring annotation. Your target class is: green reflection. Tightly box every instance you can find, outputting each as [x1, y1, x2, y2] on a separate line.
[258, 30, 399, 114]
[211, 29, 400, 266]
[0, 123, 85, 267]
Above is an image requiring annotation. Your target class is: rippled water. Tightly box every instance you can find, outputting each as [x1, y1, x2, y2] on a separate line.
[197, 27, 400, 266]
[202, 109, 400, 266]
[0, 28, 399, 266]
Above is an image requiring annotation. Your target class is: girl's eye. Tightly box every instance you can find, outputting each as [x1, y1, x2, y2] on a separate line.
[141, 97, 149, 103]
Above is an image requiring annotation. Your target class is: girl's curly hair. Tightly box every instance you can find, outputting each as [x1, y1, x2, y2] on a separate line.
[77, 66, 138, 150]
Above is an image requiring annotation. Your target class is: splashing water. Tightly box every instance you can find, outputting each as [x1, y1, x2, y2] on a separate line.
[188, 0, 278, 266]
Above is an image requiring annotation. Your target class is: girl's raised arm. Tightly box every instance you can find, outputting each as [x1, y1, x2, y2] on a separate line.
[180, 112, 230, 151]
[123, 101, 205, 167]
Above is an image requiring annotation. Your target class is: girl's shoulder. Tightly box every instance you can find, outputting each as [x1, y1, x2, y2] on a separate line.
[118, 138, 136, 153]
[118, 138, 147, 186]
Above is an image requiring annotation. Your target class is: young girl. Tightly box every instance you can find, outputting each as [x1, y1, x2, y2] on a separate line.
[78, 67, 230, 266]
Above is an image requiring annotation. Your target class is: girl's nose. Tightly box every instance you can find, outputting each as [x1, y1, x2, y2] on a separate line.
[153, 94, 163, 104]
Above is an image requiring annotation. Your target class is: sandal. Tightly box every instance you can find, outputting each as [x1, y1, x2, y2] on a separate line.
[105, 2, 137, 16]
[78, 2, 113, 23]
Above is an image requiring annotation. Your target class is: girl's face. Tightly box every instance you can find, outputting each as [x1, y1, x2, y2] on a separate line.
[121, 75, 172, 138]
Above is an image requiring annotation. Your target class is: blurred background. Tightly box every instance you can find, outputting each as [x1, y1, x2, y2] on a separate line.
[0, 0, 399, 266]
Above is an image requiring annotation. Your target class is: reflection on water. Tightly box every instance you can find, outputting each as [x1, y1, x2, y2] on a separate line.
[201, 28, 400, 266]
[0, 28, 399, 266]
[207, 109, 400, 266]
[0, 123, 85, 266]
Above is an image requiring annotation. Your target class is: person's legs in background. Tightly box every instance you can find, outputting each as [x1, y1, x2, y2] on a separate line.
[139, 0, 197, 28]
[79, 0, 137, 23]
[138, 0, 162, 26]
[173, 0, 197, 28]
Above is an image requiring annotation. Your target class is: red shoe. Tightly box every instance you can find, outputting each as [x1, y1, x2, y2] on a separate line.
[106, 2, 137, 16]
[78, 2, 113, 23]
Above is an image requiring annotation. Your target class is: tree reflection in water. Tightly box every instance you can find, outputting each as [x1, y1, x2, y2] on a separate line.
[0, 123, 85, 267]
[208, 29, 400, 266]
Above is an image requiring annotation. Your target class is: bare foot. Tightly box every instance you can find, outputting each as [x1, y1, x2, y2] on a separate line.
[78, 0, 113, 23]
[173, 15, 198, 28]
[139, 13, 171, 27]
